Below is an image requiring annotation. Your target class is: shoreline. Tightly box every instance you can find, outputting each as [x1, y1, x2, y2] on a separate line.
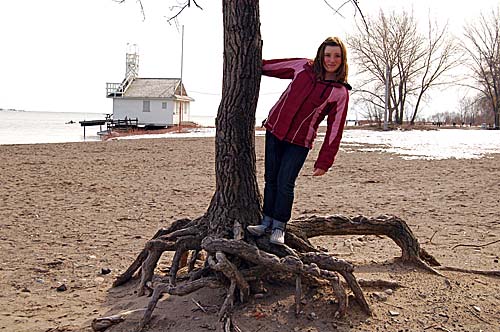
[4, 126, 499, 161]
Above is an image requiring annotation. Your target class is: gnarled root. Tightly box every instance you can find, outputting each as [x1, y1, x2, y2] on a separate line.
[299, 252, 370, 314]
[113, 218, 194, 287]
[113, 217, 207, 296]
[207, 251, 250, 318]
[138, 278, 221, 332]
[92, 308, 146, 331]
[437, 266, 500, 277]
[202, 236, 371, 316]
[289, 214, 442, 274]
[110, 213, 447, 331]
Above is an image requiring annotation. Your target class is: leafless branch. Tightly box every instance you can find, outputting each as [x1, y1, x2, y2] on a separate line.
[322, 0, 368, 32]
[350, 0, 368, 31]
[322, 0, 347, 18]
[167, 0, 203, 24]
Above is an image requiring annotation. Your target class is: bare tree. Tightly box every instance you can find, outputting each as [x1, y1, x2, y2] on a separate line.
[348, 10, 460, 126]
[409, 17, 462, 124]
[348, 11, 401, 124]
[462, 8, 500, 129]
[354, 99, 384, 126]
[458, 96, 474, 125]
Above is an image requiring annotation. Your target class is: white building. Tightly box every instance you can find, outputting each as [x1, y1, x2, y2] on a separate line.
[106, 49, 194, 128]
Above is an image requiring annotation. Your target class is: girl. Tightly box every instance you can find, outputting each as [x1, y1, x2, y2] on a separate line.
[247, 37, 351, 245]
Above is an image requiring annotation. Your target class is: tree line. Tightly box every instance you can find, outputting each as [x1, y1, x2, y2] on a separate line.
[347, 8, 500, 129]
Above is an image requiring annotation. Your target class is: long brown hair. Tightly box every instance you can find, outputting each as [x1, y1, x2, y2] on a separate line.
[312, 37, 349, 82]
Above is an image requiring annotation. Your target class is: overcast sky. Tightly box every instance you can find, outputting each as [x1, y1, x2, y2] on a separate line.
[0, 0, 498, 122]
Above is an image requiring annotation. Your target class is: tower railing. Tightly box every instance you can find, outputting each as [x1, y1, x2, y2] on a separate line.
[106, 73, 135, 97]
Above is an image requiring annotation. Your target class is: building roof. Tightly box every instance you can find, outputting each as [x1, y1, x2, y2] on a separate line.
[123, 78, 194, 101]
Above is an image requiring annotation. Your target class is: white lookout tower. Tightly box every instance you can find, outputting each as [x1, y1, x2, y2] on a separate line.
[125, 43, 139, 80]
[105, 44, 194, 128]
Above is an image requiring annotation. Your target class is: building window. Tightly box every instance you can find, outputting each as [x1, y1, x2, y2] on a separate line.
[143, 100, 150, 112]
[162, 102, 167, 109]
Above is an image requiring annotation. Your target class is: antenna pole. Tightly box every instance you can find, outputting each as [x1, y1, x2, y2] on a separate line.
[178, 25, 184, 132]
[181, 25, 184, 86]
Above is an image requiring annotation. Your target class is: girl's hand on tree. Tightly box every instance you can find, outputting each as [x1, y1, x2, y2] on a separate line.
[312, 168, 326, 176]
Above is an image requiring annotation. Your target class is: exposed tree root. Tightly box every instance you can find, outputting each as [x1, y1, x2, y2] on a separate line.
[451, 238, 500, 250]
[222, 314, 242, 332]
[138, 278, 221, 332]
[289, 214, 438, 261]
[105, 214, 448, 331]
[289, 214, 442, 274]
[203, 236, 370, 316]
[113, 218, 195, 287]
[356, 278, 404, 289]
[91, 308, 146, 331]
[437, 266, 500, 277]
[207, 252, 249, 318]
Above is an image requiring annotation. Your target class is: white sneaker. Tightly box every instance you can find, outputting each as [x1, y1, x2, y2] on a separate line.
[270, 229, 285, 245]
[247, 224, 269, 236]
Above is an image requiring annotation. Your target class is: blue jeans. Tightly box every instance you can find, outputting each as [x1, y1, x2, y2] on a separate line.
[263, 131, 309, 228]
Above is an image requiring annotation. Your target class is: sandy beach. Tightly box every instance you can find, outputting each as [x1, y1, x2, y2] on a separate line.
[0, 135, 499, 332]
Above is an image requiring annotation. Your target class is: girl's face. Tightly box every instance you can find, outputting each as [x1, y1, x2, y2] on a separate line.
[323, 45, 342, 79]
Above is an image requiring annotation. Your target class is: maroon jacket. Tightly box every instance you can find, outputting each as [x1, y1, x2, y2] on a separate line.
[263, 58, 350, 171]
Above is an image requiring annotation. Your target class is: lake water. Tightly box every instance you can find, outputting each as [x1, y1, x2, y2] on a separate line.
[0, 110, 217, 145]
[1, 110, 499, 160]
[0, 110, 107, 144]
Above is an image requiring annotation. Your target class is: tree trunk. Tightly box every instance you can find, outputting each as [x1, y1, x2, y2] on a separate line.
[410, 91, 425, 125]
[494, 109, 499, 129]
[205, 0, 263, 238]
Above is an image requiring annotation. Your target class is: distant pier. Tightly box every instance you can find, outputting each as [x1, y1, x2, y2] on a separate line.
[79, 119, 107, 139]
[79, 117, 139, 139]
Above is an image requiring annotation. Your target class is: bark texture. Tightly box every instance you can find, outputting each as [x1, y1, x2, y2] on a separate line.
[206, 0, 263, 239]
